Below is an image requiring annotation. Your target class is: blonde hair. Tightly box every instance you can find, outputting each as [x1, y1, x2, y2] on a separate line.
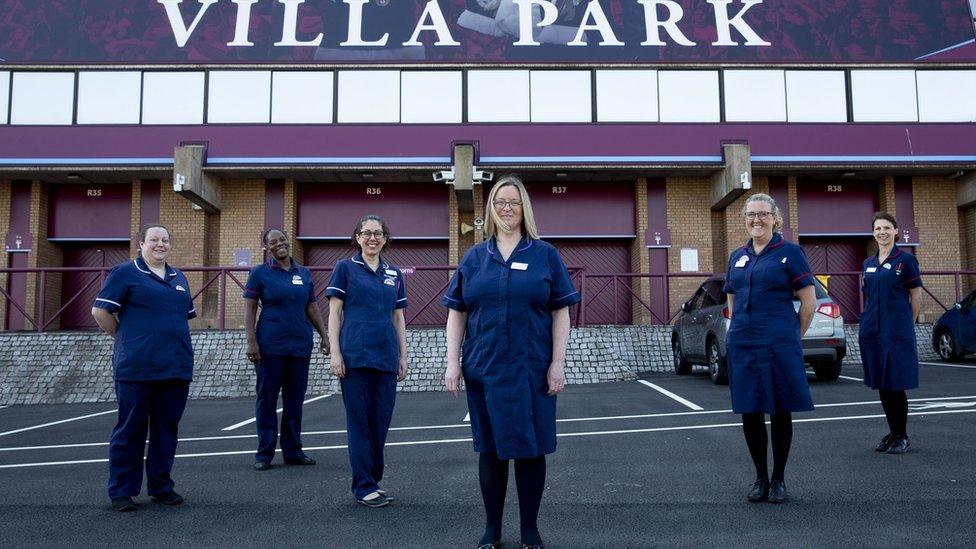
[484, 174, 540, 240]
[742, 193, 784, 233]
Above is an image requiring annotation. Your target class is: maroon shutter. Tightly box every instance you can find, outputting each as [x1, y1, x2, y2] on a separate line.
[61, 244, 130, 329]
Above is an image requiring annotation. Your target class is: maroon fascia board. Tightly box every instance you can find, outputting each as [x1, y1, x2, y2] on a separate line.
[0, 123, 975, 166]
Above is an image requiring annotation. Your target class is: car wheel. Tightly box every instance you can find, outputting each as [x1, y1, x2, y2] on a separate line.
[813, 359, 843, 382]
[673, 337, 692, 375]
[936, 330, 960, 361]
[706, 338, 728, 385]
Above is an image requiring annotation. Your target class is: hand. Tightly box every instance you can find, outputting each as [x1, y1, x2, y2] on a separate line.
[319, 336, 330, 356]
[547, 361, 566, 396]
[444, 360, 463, 398]
[397, 358, 409, 382]
[246, 342, 261, 364]
[330, 353, 346, 379]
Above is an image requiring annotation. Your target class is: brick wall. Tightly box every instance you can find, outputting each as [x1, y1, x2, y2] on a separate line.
[880, 176, 897, 214]
[158, 180, 212, 328]
[913, 176, 963, 321]
[0, 180, 10, 326]
[26, 182, 63, 330]
[959, 204, 976, 294]
[667, 177, 719, 314]
[217, 180, 265, 329]
[632, 177, 650, 324]
[128, 181, 142, 257]
[284, 179, 303, 264]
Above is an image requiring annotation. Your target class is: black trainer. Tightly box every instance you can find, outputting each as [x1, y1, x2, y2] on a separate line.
[747, 479, 770, 503]
[768, 480, 787, 504]
[111, 497, 137, 512]
[151, 491, 184, 506]
[254, 461, 272, 471]
[284, 455, 316, 466]
[886, 435, 911, 454]
[357, 493, 389, 508]
[875, 433, 895, 452]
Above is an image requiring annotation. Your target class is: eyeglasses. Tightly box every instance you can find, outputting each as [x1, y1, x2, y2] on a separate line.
[358, 230, 386, 239]
[744, 211, 774, 220]
[492, 200, 523, 210]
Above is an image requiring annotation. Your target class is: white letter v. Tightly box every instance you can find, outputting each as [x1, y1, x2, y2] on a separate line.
[158, 0, 220, 48]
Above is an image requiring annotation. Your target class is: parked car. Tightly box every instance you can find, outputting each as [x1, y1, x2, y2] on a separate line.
[671, 276, 847, 384]
[932, 289, 976, 361]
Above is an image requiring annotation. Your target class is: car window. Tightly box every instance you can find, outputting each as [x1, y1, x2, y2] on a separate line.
[961, 290, 976, 310]
[703, 281, 723, 307]
[687, 287, 705, 311]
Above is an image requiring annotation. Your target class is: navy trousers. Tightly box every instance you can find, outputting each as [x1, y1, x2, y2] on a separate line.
[255, 354, 311, 463]
[340, 367, 397, 499]
[108, 379, 189, 499]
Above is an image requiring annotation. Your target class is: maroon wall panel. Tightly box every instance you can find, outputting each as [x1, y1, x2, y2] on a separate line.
[801, 238, 867, 320]
[265, 179, 285, 232]
[797, 180, 879, 236]
[553, 240, 632, 325]
[139, 180, 161, 227]
[49, 184, 132, 240]
[298, 183, 448, 239]
[305, 241, 449, 327]
[60, 244, 130, 329]
[524, 182, 635, 238]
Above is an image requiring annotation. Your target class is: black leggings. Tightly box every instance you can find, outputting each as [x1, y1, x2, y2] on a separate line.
[879, 390, 908, 437]
[742, 412, 793, 482]
[478, 452, 546, 547]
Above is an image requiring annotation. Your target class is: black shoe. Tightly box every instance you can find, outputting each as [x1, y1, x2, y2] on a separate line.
[875, 433, 895, 452]
[110, 497, 137, 512]
[767, 481, 787, 504]
[521, 545, 543, 549]
[377, 489, 394, 502]
[151, 491, 184, 506]
[357, 493, 390, 508]
[254, 461, 272, 471]
[747, 479, 770, 503]
[886, 435, 911, 454]
[284, 455, 316, 466]
[477, 543, 502, 549]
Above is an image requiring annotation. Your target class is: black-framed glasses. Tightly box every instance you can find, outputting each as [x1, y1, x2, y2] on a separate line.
[358, 230, 386, 239]
[493, 199, 523, 210]
[744, 211, 773, 220]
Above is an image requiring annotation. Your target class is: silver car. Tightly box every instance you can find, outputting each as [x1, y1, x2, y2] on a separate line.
[671, 276, 847, 384]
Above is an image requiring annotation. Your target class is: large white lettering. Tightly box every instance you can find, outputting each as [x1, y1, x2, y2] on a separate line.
[227, 0, 259, 46]
[708, 0, 770, 46]
[568, 1, 623, 46]
[274, 0, 323, 46]
[341, 0, 388, 47]
[157, 0, 219, 48]
[511, 0, 559, 46]
[637, 0, 696, 46]
[404, 0, 460, 46]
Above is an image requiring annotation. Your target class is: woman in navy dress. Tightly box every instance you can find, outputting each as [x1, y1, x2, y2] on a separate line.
[858, 212, 922, 454]
[91, 224, 196, 512]
[443, 175, 580, 549]
[244, 229, 329, 471]
[723, 193, 817, 504]
[325, 215, 409, 508]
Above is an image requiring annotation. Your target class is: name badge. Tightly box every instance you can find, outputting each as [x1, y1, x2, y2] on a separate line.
[175, 285, 186, 291]
[882, 263, 892, 270]
[865, 267, 877, 273]
[511, 262, 529, 271]
[292, 275, 304, 285]
[383, 277, 396, 286]
[735, 256, 749, 268]
[385, 269, 398, 276]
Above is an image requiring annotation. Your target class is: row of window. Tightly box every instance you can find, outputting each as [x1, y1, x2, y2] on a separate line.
[1, 69, 974, 126]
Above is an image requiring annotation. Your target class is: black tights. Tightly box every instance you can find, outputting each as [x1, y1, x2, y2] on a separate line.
[879, 390, 908, 437]
[478, 452, 546, 547]
[742, 413, 793, 483]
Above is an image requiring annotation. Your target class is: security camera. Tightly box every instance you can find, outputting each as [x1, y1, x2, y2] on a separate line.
[433, 170, 455, 183]
[472, 170, 493, 182]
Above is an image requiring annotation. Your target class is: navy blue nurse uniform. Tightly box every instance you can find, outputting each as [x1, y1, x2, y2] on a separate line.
[325, 253, 407, 499]
[442, 237, 580, 460]
[243, 257, 317, 463]
[723, 233, 816, 415]
[93, 256, 195, 500]
[858, 247, 922, 390]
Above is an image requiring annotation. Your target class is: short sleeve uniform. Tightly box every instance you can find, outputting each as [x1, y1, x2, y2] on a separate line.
[324, 253, 408, 373]
[858, 247, 922, 390]
[93, 256, 196, 382]
[442, 237, 580, 459]
[243, 258, 317, 358]
[723, 233, 815, 414]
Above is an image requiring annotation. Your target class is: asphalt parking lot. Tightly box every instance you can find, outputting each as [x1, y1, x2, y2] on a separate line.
[2, 358, 975, 548]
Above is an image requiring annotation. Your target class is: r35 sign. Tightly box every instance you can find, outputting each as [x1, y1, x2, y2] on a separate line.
[86, 189, 102, 197]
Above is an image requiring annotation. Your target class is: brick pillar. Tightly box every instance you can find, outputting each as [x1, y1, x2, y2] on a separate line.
[787, 176, 799, 236]
[913, 176, 963, 322]
[218, 179, 265, 329]
[0, 180, 10, 328]
[631, 177, 650, 324]
[160, 179, 213, 328]
[26, 181, 62, 330]
[879, 176, 897, 215]
[449, 186, 460, 266]
[961, 204, 976, 293]
[284, 179, 302, 264]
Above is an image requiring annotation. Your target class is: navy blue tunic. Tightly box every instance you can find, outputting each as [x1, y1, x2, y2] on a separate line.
[324, 253, 408, 373]
[723, 233, 816, 414]
[94, 257, 196, 381]
[243, 257, 317, 358]
[442, 237, 580, 459]
[858, 247, 922, 390]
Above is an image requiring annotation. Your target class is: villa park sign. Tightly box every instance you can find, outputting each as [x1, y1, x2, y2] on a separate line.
[1, 0, 974, 64]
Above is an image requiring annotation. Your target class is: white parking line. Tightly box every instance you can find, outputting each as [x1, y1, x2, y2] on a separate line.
[3, 408, 974, 469]
[636, 380, 704, 411]
[920, 361, 976, 370]
[220, 394, 332, 431]
[0, 409, 117, 438]
[838, 375, 864, 382]
[463, 413, 470, 422]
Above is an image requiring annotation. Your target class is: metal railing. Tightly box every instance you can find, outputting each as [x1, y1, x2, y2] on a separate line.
[1, 266, 974, 332]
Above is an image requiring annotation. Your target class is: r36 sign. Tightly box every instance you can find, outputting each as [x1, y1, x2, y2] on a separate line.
[826, 185, 843, 192]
